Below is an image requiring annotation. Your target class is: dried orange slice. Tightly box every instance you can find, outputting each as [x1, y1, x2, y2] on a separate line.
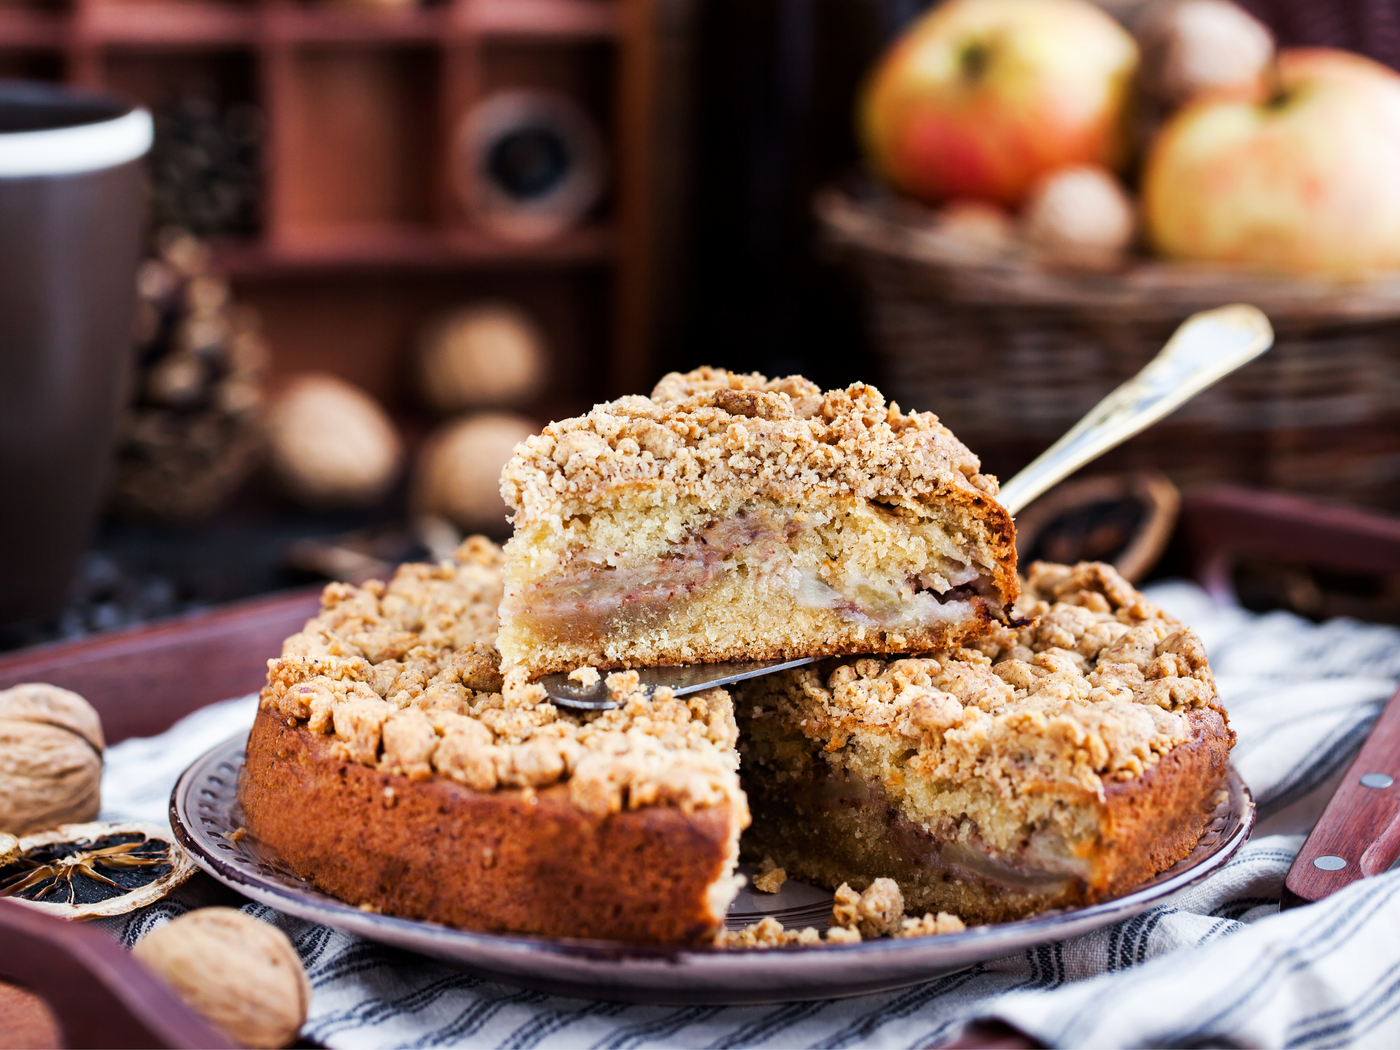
[0, 821, 195, 919]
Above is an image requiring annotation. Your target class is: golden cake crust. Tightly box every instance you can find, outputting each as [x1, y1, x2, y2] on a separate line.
[240, 709, 744, 944]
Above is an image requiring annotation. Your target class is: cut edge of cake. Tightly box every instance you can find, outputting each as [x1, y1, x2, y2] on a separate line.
[734, 560, 1234, 924]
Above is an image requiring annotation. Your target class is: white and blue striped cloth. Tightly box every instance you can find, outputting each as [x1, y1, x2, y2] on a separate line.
[97, 581, 1400, 1048]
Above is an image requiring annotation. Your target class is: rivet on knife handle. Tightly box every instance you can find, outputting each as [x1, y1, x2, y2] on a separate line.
[1280, 684, 1400, 909]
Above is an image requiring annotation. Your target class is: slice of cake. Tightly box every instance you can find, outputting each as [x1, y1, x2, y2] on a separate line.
[734, 561, 1234, 925]
[496, 368, 1019, 677]
[238, 538, 749, 944]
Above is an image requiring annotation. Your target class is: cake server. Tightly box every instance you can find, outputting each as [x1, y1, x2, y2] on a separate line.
[541, 303, 1275, 710]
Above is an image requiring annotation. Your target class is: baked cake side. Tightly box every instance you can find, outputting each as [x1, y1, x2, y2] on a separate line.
[496, 368, 1019, 677]
[735, 561, 1234, 924]
[237, 538, 749, 944]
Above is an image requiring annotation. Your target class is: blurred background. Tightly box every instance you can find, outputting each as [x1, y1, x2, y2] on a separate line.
[3, 0, 1400, 648]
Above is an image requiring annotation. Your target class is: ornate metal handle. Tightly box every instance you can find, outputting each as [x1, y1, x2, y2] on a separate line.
[996, 304, 1275, 517]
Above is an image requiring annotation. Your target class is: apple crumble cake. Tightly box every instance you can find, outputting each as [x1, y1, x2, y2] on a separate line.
[239, 538, 1233, 944]
[735, 560, 1234, 924]
[495, 368, 1019, 677]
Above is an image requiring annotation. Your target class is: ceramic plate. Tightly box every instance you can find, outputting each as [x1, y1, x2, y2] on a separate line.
[171, 736, 1254, 1005]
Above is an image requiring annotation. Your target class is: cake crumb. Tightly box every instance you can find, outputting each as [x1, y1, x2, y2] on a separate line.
[856, 878, 905, 938]
[825, 926, 862, 945]
[832, 882, 861, 929]
[752, 857, 787, 894]
[568, 666, 601, 688]
[830, 879, 905, 938]
[714, 916, 823, 949]
[897, 912, 967, 938]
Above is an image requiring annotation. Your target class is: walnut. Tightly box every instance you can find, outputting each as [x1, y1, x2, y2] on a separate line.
[132, 908, 310, 1049]
[416, 304, 548, 412]
[1022, 165, 1136, 264]
[1137, 0, 1274, 108]
[938, 200, 1017, 253]
[412, 413, 538, 533]
[0, 684, 104, 836]
[265, 374, 403, 508]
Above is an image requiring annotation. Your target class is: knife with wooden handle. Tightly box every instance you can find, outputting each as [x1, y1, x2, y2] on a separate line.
[1281, 683, 1400, 909]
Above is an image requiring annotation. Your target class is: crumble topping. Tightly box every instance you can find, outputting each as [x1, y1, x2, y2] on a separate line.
[500, 367, 1002, 529]
[752, 857, 787, 894]
[739, 561, 1219, 801]
[260, 539, 744, 819]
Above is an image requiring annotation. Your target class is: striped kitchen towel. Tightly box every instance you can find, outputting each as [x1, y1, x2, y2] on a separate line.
[96, 580, 1400, 1049]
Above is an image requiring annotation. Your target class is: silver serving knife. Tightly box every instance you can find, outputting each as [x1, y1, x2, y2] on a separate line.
[541, 304, 1275, 711]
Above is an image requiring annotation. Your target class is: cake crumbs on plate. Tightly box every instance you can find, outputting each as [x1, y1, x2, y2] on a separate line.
[752, 857, 787, 894]
[568, 666, 601, 688]
[714, 877, 966, 949]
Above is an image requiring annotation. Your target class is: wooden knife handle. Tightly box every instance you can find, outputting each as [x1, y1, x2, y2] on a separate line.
[1282, 684, 1400, 909]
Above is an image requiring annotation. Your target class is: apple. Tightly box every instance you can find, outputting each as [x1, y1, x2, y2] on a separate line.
[859, 0, 1139, 208]
[1143, 49, 1400, 276]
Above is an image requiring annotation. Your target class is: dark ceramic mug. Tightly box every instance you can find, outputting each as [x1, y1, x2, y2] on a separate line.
[0, 81, 151, 625]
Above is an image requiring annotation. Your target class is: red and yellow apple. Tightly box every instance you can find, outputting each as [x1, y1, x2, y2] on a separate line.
[859, 0, 1139, 207]
[1143, 49, 1400, 276]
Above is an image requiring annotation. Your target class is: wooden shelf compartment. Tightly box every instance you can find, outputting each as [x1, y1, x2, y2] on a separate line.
[0, 0, 657, 406]
[231, 266, 613, 419]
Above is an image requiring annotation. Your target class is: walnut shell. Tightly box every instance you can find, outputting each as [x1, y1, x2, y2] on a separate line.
[265, 374, 403, 508]
[413, 413, 537, 533]
[417, 304, 548, 412]
[132, 908, 311, 1049]
[0, 685, 103, 836]
[1022, 165, 1137, 264]
[1137, 0, 1274, 107]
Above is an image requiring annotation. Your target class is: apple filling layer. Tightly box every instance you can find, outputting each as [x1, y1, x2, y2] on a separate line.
[739, 764, 1091, 922]
[498, 500, 1009, 671]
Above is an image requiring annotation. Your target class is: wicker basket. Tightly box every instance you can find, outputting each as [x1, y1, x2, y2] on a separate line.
[817, 184, 1400, 511]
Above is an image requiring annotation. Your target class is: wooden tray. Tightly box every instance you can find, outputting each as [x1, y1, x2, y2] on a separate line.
[2, 485, 1400, 1045]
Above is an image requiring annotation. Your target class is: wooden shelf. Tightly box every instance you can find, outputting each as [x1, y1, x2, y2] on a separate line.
[86, 1, 259, 47]
[0, 0, 654, 407]
[0, 0, 622, 50]
[0, 7, 67, 49]
[266, 5, 448, 45]
[463, 0, 620, 40]
[211, 223, 614, 275]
